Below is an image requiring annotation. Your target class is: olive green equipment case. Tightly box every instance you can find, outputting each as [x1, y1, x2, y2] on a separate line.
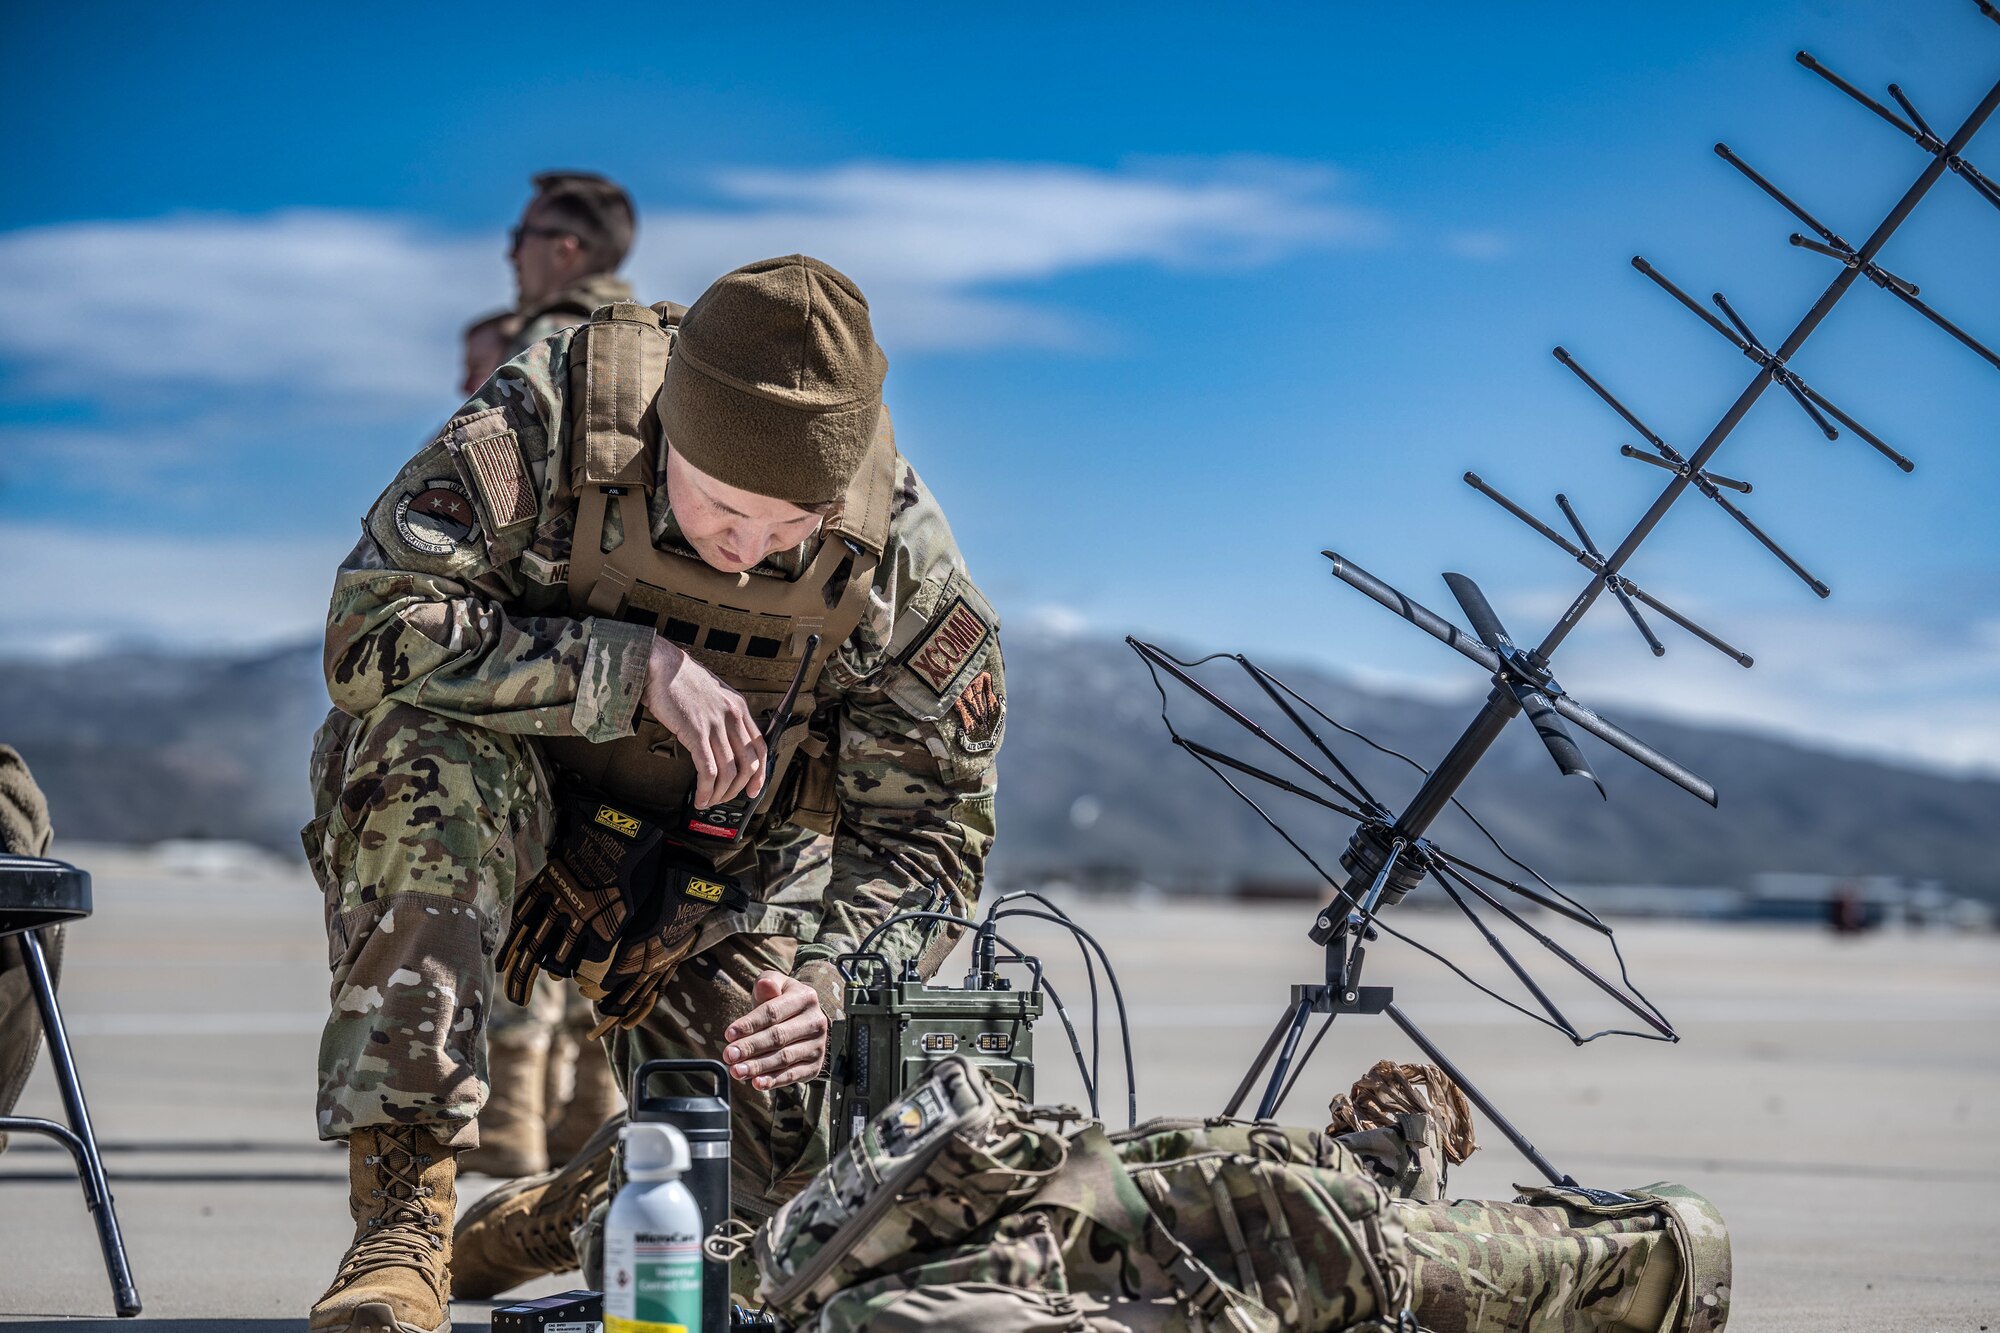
[825, 953, 1041, 1155]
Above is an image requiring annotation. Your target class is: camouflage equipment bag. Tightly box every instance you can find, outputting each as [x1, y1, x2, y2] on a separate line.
[1041, 1118, 1410, 1333]
[1109, 1111, 1446, 1204]
[752, 1056, 1070, 1320]
[1397, 1183, 1732, 1333]
[748, 1060, 1730, 1333]
[751, 1065, 1410, 1333]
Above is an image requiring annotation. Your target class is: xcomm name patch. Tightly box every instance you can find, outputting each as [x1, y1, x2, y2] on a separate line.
[903, 596, 990, 694]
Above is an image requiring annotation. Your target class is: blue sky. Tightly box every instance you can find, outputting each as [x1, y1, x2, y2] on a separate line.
[3, 1, 1997, 774]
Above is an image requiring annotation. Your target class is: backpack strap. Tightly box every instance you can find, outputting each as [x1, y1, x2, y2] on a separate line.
[1139, 1206, 1280, 1333]
[565, 302, 671, 615]
[1195, 1156, 1264, 1306]
[1028, 1128, 1279, 1333]
[568, 301, 669, 491]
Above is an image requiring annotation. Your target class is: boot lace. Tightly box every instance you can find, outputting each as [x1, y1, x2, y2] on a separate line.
[335, 1129, 449, 1298]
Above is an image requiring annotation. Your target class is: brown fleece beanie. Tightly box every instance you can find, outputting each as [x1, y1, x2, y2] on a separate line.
[659, 255, 887, 505]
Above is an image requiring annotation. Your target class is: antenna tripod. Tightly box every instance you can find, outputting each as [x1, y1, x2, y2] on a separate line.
[1222, 855, 1576, 1187]
[1138, 11, 2000, 1187]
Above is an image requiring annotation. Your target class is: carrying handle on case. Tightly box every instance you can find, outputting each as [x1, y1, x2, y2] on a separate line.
[633, 1057, 732, 1110]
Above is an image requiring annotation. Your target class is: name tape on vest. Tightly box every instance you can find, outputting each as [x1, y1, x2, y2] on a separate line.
[904, 597, 990, 694]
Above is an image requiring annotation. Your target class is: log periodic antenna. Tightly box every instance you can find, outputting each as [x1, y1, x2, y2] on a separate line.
[1131, 7, 1999, 1187]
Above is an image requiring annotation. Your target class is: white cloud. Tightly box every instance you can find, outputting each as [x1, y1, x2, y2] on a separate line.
[1443, 229, 1512, 260]
[0, 210, 492, 404]
[1556, 602, 2000, 777]
[0, 158, 1384, 407]
[1372, 572, 2000, 776]
[0, 523, 345, 658]
[1020, 603, 1091, 637]
[633, 159, 1383, 350]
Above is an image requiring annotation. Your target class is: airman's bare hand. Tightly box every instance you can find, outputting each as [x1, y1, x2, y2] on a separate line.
[722, 971, 829, 1091]
[642, 636, 767, 808]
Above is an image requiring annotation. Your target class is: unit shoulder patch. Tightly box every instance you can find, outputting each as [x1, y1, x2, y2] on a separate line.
[951, 670, 1004, 752]
[393, 479, 478, 556]
[902, 595, 991, 695]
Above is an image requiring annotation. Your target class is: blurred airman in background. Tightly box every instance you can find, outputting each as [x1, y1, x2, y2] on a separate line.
[459, 310, 518, 399]
[505, 170, 637, 356]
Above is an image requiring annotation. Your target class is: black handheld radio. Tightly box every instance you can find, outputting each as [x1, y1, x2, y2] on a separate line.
[681, 634, 818, 845]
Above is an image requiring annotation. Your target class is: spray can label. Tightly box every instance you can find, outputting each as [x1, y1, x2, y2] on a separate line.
[604, 1226, 702, 1333]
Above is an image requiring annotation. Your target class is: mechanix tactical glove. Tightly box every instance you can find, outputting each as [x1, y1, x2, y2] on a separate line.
[498, 793, 747, 1038]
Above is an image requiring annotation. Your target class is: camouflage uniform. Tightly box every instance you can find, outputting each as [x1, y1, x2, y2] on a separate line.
[306, 324, 1003, 1218]
[507, 272, 635, 359]
[0, 744, 64, 1154]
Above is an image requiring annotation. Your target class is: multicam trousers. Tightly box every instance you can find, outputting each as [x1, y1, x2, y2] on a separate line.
[305, 699, 830, 1216]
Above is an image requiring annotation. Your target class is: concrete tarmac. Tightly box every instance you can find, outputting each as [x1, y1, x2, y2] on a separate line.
[2, 848, 1995, 1329]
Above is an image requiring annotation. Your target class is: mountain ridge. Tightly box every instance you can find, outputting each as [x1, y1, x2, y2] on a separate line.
[4, 632, 1993, 899]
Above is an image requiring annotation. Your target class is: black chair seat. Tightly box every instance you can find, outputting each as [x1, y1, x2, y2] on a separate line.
[0, 852, 93, 935]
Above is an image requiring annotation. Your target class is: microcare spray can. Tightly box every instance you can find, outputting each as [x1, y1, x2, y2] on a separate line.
[604, 1121, 705, 1333]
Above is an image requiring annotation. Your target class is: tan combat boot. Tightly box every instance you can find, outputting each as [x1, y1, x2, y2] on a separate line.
[310, 1124, 456, 1333]
[545, 1036, 625, 1165]
[460, 1029, 551, 1179]
[451, 1113, 622, 1299]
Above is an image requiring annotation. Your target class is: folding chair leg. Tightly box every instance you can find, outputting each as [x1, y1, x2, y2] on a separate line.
[20, 928, 142, 1317]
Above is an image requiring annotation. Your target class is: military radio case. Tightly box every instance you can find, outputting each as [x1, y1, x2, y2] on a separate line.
[826, 951, 1041, 1155]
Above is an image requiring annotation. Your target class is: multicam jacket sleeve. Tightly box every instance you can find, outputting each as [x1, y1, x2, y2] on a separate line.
[796, 461, 1006, 975]
[322, 330, 653, 743]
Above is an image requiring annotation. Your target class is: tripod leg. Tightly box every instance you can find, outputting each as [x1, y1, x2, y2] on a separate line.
[1254, 995, 1317, 1121]
[1385, 1002, 1573, 1187]
[22, 929, 143, 1317]
[1223, 1003, 1299, 1118]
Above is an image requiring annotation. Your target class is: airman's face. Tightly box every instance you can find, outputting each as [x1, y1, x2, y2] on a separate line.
[509, 200, 582, 307]
[663, 446, 824, 574]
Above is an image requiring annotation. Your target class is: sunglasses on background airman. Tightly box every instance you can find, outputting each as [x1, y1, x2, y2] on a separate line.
[509, 224, 576, 253]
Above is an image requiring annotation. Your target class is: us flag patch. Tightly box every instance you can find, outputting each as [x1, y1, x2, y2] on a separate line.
[458, 427, 536, 530]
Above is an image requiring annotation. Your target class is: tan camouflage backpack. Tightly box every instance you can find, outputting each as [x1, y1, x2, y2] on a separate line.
[745, 1058, 1731, 1333]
